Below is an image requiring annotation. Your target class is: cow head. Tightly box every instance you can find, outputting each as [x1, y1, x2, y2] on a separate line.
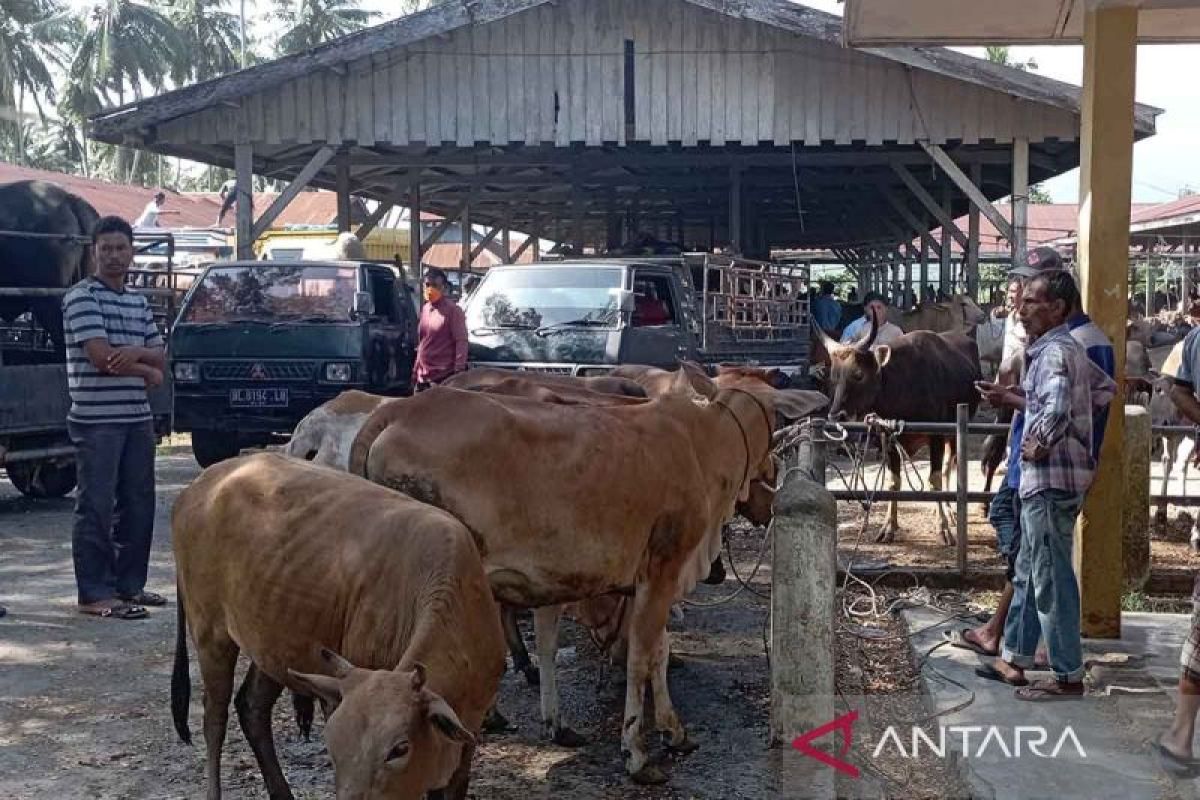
[816, 316, 891, 421]
[955, 295, 988, 329]
[290, 649, 472, 800]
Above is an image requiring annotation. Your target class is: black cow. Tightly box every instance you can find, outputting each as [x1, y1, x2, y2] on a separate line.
[818, 318, 981, 544]
[0, 180, 99, 355]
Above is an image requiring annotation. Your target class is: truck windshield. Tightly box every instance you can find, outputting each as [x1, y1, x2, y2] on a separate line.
[180, 265, 357, 323]
[466, 267, 624, 331]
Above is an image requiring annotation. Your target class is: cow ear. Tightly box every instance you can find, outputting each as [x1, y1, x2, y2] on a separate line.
[289, 669, 344, 713]
[409, 662, 427, 691]
[320, 647, 355, 678]
[772, 389, 829, 421]
[678, 361, 717, 398]
[426, 695, 474, 744]
[873, 345, 892, 368]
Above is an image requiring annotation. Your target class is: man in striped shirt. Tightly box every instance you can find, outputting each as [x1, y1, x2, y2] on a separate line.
[62, 216, 166, 620]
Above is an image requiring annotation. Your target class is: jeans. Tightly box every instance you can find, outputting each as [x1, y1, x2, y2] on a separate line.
[989, 483, 1021, 560]
[68, 420, 157, 604]
[1001, 489, 1085, 682]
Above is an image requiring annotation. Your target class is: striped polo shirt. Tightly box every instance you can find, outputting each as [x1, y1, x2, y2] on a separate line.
[62, 276, 164, 424]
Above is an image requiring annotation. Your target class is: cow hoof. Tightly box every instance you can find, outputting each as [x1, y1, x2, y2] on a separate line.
[702, 557, 726, 585]
[552, 727, 588, 748]
[522, 666, 541, 687]
[666, 735, 699, 755]
[630, 765, 668, 785]
[482, 707, 517, 734]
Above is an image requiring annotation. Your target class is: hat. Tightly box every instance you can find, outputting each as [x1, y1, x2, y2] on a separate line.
[1009, 246, 1064, 279]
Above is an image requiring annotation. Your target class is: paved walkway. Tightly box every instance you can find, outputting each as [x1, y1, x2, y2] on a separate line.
[904, 608, 1200, 800]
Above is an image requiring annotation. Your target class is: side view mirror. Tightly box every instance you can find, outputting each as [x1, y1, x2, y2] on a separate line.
[612, 288, 636, 314]
[352, 291, 375, 318]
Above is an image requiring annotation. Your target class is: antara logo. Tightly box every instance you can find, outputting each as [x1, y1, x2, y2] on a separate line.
[248, 363, 268, 381]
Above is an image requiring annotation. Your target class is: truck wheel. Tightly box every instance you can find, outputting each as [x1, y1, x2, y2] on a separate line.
[7, 460, 78, 498]
[191, 430, 241, 468]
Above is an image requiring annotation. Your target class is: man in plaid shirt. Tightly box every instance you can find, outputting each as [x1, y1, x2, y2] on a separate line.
[979, 271, 1115, 700]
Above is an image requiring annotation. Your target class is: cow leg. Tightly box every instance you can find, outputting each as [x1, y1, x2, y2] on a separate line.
[291, 692, 313, 741]
[533, 604, 585, 747]
[875, 447, 902, 544]
[502, 605, 540, 686]
[622, 583, 677, 785]
[930, 437, 954, 547]
[650, 633, 695, 754]
[1157, 438, 1172, 523]
[196, 635, 239, 800]
[234, 663, 293, 800]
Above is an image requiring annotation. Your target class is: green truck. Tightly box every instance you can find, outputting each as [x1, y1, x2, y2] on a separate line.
[169, 259, 418, 467]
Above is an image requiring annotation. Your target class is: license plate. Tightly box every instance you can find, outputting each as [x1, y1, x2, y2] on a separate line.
[229, 387, 288, 408]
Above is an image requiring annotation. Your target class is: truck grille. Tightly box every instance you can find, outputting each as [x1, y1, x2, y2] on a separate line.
[203, 361, 316, 382]
[517, 366, 574, 376]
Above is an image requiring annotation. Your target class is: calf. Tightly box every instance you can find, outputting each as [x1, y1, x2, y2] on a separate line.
[172, 453, 505, 800]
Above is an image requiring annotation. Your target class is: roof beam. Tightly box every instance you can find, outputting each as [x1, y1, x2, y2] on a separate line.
[917, 141, 1014, 242]
[890, 163, 968, 248]
[421, 200, 467, 249]
[881, 186, 942, 258]
[250, 145, 336, 240]
[355, 173, 415, 239]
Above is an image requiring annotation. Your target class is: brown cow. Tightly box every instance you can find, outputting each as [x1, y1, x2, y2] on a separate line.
[171, 453, 505, 800]
[899, 294, 987, 333]
[818, 317, 981, 544]
[443, 367, 647, 398]
[348, 375, 825, 784]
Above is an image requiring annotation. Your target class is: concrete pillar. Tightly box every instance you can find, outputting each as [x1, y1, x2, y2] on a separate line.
[335, 148, 351, 234]
[1123, 406, 1150, 591]
[234, 142, 254, 260]
[770, 475, 836, 745]
[1075, 3, 1138, 639]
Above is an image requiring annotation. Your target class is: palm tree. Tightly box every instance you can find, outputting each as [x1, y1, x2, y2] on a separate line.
[168, 0, 241, 84]
[273, 0, 379, 56]
[0, 0, 72, 164]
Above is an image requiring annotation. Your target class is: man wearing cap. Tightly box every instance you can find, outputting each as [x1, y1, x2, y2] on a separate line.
[839, 291, 904, 346]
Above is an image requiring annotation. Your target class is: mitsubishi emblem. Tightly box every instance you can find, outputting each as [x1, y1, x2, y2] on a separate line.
[249, 363, 268, 381]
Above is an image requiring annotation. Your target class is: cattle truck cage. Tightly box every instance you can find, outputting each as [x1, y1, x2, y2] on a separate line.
[688, 254, 811, 357]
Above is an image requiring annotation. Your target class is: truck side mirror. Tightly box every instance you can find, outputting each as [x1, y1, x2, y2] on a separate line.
[352, 291, 375, 318]
[613, 288, 636, 314]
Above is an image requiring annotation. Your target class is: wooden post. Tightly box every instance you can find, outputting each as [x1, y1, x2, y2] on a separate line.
[730, 163, 743, 254]
[336, 148, 351, 234]
[956, 403, 969, 575]
[501, 226, 511, 264]
[461, 197, 472, 278]
[1075, 3, 1137, 639]
[1123, 406, 1150, 591]
[1012, 138, 1029, 269]
[770, 474, 836, 746]
[940, 183, 952, 296]
[903, 243, 915, 309]
[234, 142, 254, 260]
[919, 224, 930, 303]
[409, 184, 422, 281]
[967, 162, 981, 300]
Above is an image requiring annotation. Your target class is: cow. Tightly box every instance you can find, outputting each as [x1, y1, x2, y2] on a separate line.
[171, 453, 505, 800]
[0, 180, 99, 355]
[286, 389, 397, 468]
[899, 294, 988, 334]
[818, 317, 982, 544]
[443, 367, 647, 398]
[347, 375, 826, 784]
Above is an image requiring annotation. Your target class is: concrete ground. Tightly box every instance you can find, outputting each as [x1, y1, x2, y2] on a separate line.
[904, 606, 1200, 800]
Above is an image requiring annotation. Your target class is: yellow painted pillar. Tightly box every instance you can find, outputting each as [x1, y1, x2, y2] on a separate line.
[1075, 5, 1138, 639]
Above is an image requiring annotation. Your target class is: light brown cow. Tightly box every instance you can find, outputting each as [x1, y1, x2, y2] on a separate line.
[286, 389, 396, 468]
[899, 294, 987, 333]
[171, 453, 505, 800]
[443, 367, 647, 398]
[348, 375, 826, 784]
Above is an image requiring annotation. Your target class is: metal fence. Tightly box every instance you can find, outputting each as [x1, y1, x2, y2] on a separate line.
[805, 405, 1197, 575]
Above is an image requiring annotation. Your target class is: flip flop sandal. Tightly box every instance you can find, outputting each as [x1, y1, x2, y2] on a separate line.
[1152, 741, 1200, 778]
[974, 664, 1029, 687]
[1014, 679, 1084, 702]
[80, 602, 148, 621]
[119, 591, 167, 607]
[945, 628, 1000, 657]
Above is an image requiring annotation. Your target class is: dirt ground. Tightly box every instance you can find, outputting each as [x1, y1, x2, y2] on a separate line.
[0, 451, 987, 799]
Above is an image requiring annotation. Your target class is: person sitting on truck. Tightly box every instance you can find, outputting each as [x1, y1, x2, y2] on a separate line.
[62, 215, 167, 621]
[414, 267, 468, 391]
[839, 292, 904, 346]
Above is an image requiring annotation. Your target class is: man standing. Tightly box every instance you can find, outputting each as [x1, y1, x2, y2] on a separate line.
[979, 272, 1115, 699]
[414, 267, 468, 391]
[63, 216, 166, 620]
[810, 280, 842, 335]
[133, 191, 178, 229]
[839, 291, 904, 346]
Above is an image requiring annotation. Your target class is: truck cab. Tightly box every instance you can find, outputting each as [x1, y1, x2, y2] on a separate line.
[462, 255, 810, 377]
[169, 260, 417, 466]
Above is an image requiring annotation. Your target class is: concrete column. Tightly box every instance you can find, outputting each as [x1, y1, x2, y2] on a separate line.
[1123, 406, 1150, 591]
[335, 148, 351, 234]
[234, 142, 254, 260]
[770, 475, 836, 745]
[1011, 138, 1029, 268]
[409, 184, 422, 281]
[1075, 3, 1138, 639]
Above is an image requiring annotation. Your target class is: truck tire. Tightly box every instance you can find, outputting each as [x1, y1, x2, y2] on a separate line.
[191, 430, 241, 468]
[7, 459, 78, 498]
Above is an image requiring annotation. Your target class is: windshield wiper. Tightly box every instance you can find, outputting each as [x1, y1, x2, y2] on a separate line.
[535, 319, 614, 337]
[226, 317, 272, 326]
[270, 315, 338, 328]
[471, 323, 537, 335]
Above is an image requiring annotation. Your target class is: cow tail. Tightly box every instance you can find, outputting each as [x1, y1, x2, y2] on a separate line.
[348, 401, 406, 478]
[171, 585, 192, 745]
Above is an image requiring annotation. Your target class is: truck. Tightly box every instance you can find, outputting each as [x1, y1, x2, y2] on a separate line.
[0, 232, 177, 498]
[168, 259, 419, 467]
[462, 253, 811, 378]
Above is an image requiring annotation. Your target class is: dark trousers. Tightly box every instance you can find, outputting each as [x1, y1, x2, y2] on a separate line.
[68, 420, 156, 604]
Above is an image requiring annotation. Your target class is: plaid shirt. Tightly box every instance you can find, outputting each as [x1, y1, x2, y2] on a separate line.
[1019, 324, 1117, 499]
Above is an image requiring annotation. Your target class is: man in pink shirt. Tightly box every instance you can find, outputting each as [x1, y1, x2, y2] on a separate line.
[414, 268, 468, 391]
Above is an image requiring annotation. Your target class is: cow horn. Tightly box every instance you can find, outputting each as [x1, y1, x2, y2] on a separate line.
[858, 314, 880, 351]
[814, 324, 841, 354]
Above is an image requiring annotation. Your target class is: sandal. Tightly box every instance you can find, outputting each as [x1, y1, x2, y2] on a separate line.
[119, 591, 167, 607]
[1014, 678, 1084, 702]
[974, 664, 1029, 687]
[1152, 741, 1200, 778]
[946, 628, 999, 657]
[79, 601, 148, 620]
